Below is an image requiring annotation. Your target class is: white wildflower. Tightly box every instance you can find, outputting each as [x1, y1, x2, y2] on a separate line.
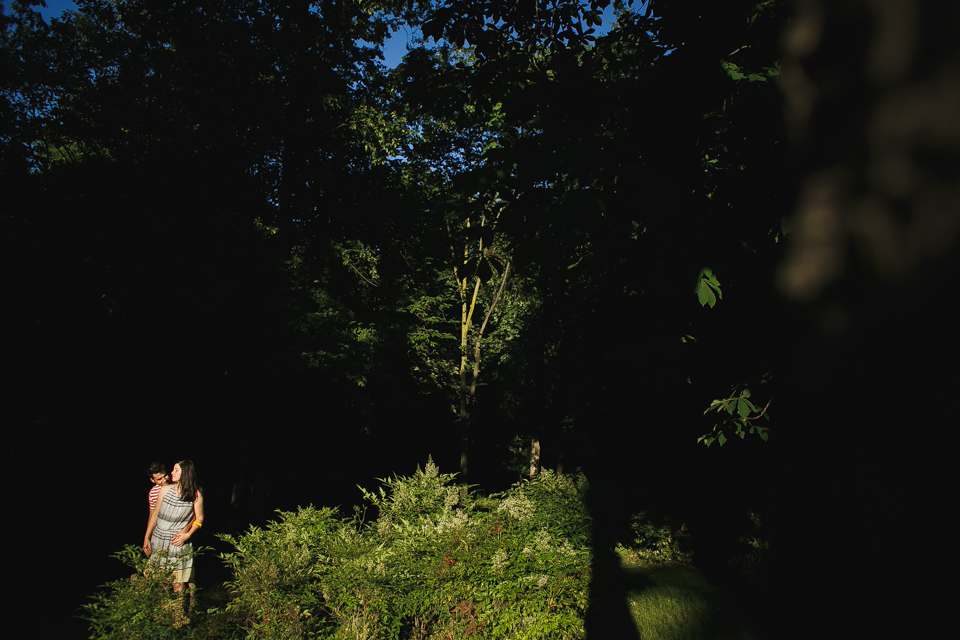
[491, 548, 508, 574]
[443, 487, 460, 508]
[556, 539, 578, 557]
[436, 510, 469, 534]
[534, 528, 553, 552]
[497, 494, 536, 521]
[521, 574, 550, 588]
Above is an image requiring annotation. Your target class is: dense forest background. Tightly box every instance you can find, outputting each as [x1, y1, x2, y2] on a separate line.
[4, 0, 956, 637]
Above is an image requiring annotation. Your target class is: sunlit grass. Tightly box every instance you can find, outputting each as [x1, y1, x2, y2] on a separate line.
[621, 552, 762, 640]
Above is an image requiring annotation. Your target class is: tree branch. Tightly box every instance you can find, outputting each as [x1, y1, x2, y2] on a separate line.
[345, 259, 379, 287]
[743, 397, 772, 421]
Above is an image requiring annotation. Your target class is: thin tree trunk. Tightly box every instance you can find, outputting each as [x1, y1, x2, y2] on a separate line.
[457, 276, 481, 479]
[450, 209, 509, 481]
[529, 436, 541, 477]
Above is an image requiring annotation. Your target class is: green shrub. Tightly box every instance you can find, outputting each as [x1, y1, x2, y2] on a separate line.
[730, 510, 771, 570]
[82, 545, 204, 639]
[84, 461, 594, 639]
[623, 511, 693, 566]
[219, 458, 592, 639]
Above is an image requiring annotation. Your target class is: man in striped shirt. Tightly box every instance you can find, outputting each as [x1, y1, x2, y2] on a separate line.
[147, 461, 170, 518]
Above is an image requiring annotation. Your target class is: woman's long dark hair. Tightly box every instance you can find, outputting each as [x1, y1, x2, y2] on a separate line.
[174, 459, 202, 503]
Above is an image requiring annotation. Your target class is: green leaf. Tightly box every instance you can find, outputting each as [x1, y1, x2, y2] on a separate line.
[718, 432, 728, 446]
[704, 399, 723, 414]
[696, 268, 722, 307]
[696, 281, 716, 308]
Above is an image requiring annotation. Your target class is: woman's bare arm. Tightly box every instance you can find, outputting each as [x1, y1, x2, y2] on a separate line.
[143, 485, 168, 555]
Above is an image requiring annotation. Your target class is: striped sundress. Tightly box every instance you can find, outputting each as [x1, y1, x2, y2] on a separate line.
[149, 487, 197, 583]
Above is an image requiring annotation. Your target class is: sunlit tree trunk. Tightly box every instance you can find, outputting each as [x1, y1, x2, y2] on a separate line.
[451, 213, 510, 479]
[456, 274, 481, 479]
[529, 436, 541, 477]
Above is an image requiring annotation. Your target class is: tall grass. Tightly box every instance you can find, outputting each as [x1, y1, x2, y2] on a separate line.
[622, 554, 763, 640]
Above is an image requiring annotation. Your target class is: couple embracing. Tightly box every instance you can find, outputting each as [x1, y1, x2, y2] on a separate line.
[143, 460, 205, 592]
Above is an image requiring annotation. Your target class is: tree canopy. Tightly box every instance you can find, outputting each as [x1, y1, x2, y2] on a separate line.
[4, 0, 793, 487]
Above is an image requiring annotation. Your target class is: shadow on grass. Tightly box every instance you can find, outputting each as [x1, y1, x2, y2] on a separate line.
[621, 559, 765, 640]
[583, 475, 648, 640]
[584, 545, 651, 638]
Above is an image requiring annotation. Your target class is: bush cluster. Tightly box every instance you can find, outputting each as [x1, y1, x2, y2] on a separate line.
[84, 461, 591, 638]
[730, 510, 771, 570]
[219, 459, 591, 639]
[621, 510, 693, 566]
[82, 545, 204, 639]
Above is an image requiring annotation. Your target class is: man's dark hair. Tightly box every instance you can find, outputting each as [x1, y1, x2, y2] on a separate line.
[146, 461, 167, 477]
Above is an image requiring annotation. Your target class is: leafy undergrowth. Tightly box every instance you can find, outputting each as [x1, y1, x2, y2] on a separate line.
[86, 460, 592, 639]
[620, 552, 764, 640]
[85, 463, 771, 639]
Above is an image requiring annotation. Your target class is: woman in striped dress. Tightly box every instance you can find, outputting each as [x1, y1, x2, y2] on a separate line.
[143, 459, 205, 590]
